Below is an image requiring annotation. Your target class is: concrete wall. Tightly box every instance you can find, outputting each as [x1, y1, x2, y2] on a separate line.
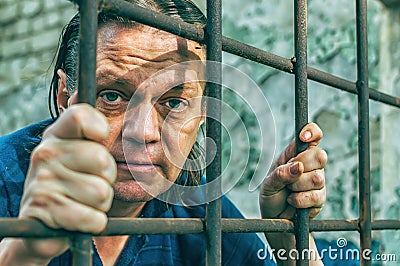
[0, 0, 75, 135]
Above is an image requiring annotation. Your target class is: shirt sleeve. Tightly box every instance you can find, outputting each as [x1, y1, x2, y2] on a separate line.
[0, 159, 11, 218]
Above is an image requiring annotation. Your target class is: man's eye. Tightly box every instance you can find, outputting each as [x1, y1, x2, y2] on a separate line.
[100, 92, 123, 103]
[165, 99, 187, 111]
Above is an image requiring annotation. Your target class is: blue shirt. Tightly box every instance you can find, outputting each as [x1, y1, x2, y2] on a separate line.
[0, 119, 275, 266]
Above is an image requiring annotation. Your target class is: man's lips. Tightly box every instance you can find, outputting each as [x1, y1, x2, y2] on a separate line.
[116, 161, 158, 173]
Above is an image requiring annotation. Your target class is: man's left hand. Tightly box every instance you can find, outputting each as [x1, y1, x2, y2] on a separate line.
[259, 123, 327, 220]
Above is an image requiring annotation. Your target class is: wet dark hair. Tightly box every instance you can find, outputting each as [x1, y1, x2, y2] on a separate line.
[48, 0, 207, 190]
[49, 0, 206, 118]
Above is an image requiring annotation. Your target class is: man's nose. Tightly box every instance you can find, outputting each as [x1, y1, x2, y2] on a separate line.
[123, 103, 161, 144]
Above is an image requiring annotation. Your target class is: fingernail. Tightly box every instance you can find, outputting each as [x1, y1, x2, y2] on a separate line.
[290, 162, 299, 175]
[303, 131, 312, 141]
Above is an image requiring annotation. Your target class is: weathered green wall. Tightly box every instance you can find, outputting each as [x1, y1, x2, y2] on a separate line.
[1, 0, 399, 258]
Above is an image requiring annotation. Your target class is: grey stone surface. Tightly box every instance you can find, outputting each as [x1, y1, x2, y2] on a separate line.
[0, 1, 75, 136]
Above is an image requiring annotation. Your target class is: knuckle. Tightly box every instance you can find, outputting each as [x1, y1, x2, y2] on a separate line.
[291, 196, 302, 207]
[35, 167, 55, 182]
[274, 165, 292, 184]
[31, 143, 58, 165]
[275, 166, 285, 179]
[79, 209, 108, 233]
[93, 145, 112, 171]
[312, 170, 324, 187]
[41, 126, 54, 139]
[93, 179, 113, 204]
[315, 148, 328, 166]
[310, 192, 320, 204]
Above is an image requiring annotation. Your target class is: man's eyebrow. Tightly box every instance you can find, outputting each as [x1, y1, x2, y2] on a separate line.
[97, 72, 132, 86]
[167, 83, 200, 95]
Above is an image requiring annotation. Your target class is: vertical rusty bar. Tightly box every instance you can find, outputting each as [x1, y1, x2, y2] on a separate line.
[77, 0, 98, 106]
[205, 0, 222, 265]
[356, 0, 372, 265]
[72, 233, 93, 266]
[294, 0, 309, 265]
[72, 0, 98, 265]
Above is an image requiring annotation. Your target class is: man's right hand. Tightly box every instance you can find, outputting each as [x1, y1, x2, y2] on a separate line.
[0, 104, 117, 265]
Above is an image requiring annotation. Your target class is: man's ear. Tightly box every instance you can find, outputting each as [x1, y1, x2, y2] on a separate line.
[56, 69, 68, 114]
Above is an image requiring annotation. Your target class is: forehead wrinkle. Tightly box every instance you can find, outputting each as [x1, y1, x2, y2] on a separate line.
[97, 67, 151, 91]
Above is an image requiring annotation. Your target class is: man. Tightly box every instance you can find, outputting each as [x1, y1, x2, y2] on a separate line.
[0, 0, 327, 265]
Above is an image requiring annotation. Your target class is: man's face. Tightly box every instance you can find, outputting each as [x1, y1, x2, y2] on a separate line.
[93, 24, 205, 203]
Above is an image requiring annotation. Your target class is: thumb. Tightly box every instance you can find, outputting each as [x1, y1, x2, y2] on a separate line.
[261, 161, 304, 197]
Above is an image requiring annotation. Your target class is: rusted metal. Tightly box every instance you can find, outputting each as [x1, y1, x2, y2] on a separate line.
[99, 0, 204, 43]
[310, 220, 359, 232]
[102, 218, 205, 235]
[76, 0, 98, 106]
[371, 220, 400, 230]
[73, 0, 99, 264]
[221, 219, 295, 233]
[294, 1, 310, 265]
[2, 218, 399, 238]
[95, 0, 400, 109]
[205, 0, 223, 265]
[0, 218, 400, 237]
[356, 0, 372, 265]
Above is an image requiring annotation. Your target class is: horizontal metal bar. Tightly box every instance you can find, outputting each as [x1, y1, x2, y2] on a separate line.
[371, 220, 400, 230]
[1, 218, 399, 238]
[223, 36, 400, 108]
[97, 0, 400, 108]
[100, 0, 204, 43]
[310, 220, 359, 231]
[103, 218, 204, 235]
[221, 219, 294, 233]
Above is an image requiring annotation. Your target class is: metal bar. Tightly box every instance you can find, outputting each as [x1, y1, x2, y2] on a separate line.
[222, 37, 400, 107]
[2, 218, 400, 237]
[356, 0, 372, 265]
[99, 1, 400, 108]
[77, 0, 98, 106]
[103, 218, 204, 235]
[100, 0, 204, 43]
[205, 0, 222, 265]
[294, 0, 309, 265]
[72, 0, 99, 265]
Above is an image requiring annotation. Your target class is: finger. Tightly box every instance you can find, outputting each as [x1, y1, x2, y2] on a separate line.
[31, 139, 117, 185]
[287, 169, 325, 192]
[43, 104, 109, 142]
[273, 139, 297, 167]
[309, 207, 323, 219]
[20, 181, 109, 233]
[289, 147, 327, 172]
[24, 165, 114, 213]
[53, 164, 114, 212]
[261, 161, 304, 196]
[59, 140, 117, 184]
[287, 186, 326, 209]
[267, 204, 322, 220]
[299, 122, 323, 146]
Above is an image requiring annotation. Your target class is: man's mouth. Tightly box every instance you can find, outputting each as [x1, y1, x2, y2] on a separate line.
[116, 161, 158, 173]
